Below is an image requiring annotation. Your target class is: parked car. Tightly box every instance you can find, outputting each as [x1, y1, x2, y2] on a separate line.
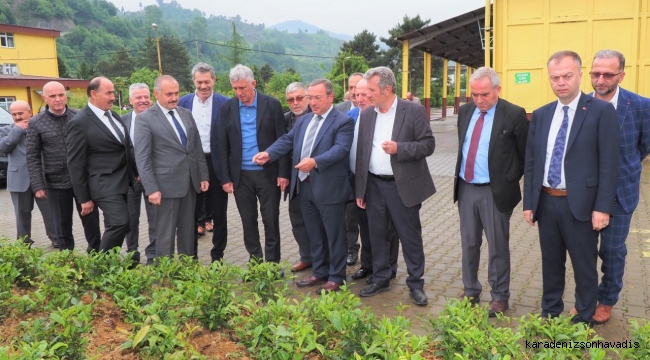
[0, 106, 12, 184]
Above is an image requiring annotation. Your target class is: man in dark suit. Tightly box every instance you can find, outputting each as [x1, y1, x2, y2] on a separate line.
[219, 64, 289, 263]
[134, 75, 210, 259]
[253, 79, 354, 293]
[0, 100, 57, 245]
[523, 51, 620, 326]
[283, 82, 313, 272]
[355, 67, 436, 306]
[122, 83, 155, 264]
[581, 50, 650, 323]
[66, 77, 138, 252]
[178, 62, 230, 262]
[453, 67, 529, 316]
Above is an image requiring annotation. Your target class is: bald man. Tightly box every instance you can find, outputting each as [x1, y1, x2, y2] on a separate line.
[0, 101, 57, 245]
[67, 77, 138, 254]
[26, 81, 101, 251]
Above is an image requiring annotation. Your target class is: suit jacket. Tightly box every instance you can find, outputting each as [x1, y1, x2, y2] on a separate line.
[355, 98, 436, 208]
[66, 106, 137, 203]
[218, 91, 289, 186]
[134, 104, 209, 198]
[0, 124, 30, 192]
[335, 100, 353, 113]
[605, 87, 650, 214]
[178, 92, 229, 182]
[453, 99, 529, 212]
[266, 108, 355, 205]
[523, 92, 620, 222]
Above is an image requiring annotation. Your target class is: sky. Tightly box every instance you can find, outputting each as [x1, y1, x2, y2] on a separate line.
[107, 0, 487, 39]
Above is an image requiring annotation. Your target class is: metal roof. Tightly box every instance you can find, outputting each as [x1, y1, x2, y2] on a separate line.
[397, 6, 488, 69]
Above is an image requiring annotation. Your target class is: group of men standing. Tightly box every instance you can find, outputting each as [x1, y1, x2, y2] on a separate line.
[454, 49, 649, 327]
[2, 47, 648, 316]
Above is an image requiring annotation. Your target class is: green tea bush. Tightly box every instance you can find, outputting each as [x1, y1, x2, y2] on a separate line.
[620, 320, 650, 359]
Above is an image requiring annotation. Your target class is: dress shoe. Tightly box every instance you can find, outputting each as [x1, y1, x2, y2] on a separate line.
[347, 251, 358, 266]
[290, 261, 312, 272]
[409, 288, 428, 306]
[351, 267, 372, 280]
[296, 275, 327, 287]
[316, 281, 341, 293]
[197, 226, 206, 236]
[571, 315, 594, 328]
[488, 300, 509, 317]
[366, 271, 396, 284]
[359, 282, 391, 297]
[458, 294, 480, 306]
[593, 304, 613, 324]
[205, 222, 214, 232]
[51, 239, 59, 248]
[569, 306, 578, 316]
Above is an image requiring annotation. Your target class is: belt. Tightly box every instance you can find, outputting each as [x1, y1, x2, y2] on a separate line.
[471, 182, 490, 187]
[542, 186, 567, 197]
[370, 173, 395, 181]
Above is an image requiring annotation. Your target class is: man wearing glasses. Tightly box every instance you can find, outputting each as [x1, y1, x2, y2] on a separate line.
[284, 82, 313, 272]
[574, 50, 650, 324]
[523, 51, 620, 327]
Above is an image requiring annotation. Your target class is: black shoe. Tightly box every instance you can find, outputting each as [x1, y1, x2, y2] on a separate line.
[366, 270, 396, 284]
[347, 251, 358, 266]
[359, 282, 391, 297]
[409, 288, 428, 306]
[351, 267, 372, 280]
[51, 239, 59, 248]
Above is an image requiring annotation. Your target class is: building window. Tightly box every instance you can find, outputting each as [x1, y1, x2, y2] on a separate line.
[0, 33, 14, 48]
[0, 97, 15, 112]
[1, 63, 18, 75]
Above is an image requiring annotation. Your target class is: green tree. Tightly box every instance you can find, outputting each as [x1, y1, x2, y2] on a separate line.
[225, 22, 248, 66]
[77, 61, 98, 80]
[138, 35, 192, 90]
[96, 47, 136, 78]
[340, 30, 381, 68]
[327, 54, 369, 102]
[129, 67, 160, 91]
[265, 71, 302, 111]
[144, 5, 163, 28]
[256, 62, 274, 93]
[0, 4, 17, 24]
[57, 55, 70, 78]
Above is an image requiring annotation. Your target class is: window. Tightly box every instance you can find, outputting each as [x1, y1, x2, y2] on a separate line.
[1, 64, 18, 75]
[0, 97, 15, 112]
[0, 33, 14, 48]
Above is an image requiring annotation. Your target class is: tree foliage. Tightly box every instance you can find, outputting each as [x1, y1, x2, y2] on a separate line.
[138, 35, 192, 91]
[96, 47, 136, 78]
[225, 22, 248, 67]
[340, 30, 382, 68]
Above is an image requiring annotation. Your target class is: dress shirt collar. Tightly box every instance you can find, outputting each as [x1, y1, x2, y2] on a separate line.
[87, 101, 112, 120]
[314, 105, 334, 121]
[556, 92, 581, 113]
[194, 91, 213, 105]
[157, 101, 177, 114]
[239, 90, 258, 108]
[589, 86, 619, 110]
[473, 99, 498, 117]
[374, 96, 398, 114]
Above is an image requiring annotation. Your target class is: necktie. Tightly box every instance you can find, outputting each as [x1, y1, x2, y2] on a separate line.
[105, 111, 125, 144]
[463, 111, 487, 183]
[169, 110, 187, 150]
[298, 115, 323, 181]
[547, 106, 569, 188]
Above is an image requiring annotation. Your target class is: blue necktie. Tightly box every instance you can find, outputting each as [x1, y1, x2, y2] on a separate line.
[547, 106, 569, 188]
[168, 110, 187, 150]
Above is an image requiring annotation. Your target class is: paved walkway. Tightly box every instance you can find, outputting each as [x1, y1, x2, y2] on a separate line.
[1, 115, 648, 341]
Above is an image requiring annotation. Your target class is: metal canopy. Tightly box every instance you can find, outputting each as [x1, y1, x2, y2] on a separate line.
[397, 6, 488, 69]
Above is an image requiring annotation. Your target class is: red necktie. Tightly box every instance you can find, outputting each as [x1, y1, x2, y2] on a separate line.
[464, 112, 487, 183]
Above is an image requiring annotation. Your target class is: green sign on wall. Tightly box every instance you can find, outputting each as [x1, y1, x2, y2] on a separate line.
[515, 72, 531, 84]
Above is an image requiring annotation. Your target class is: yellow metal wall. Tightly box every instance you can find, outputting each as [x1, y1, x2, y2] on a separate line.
[0, 33, 59, 77]
[494, 0, 649, 112]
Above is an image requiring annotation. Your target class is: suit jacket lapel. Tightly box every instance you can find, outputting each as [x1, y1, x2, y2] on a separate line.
[616, 88, 630, 130]
[539, 102, 556, 157]
[86, 106, 121, 145]
[153, 106, 184, 149]
[256, 94, 266, 131]
[231, 100, 242, 135]
[566, 93, 590, 152]
[391, 100, 406, 141]
[458, 103, 476, 146]
[312, 110, 336, 149]
[488, 101, 506, 159]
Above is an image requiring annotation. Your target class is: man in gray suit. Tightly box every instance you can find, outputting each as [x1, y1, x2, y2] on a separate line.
[134, 75, 210, 259]
[122, 83, 155, 265]
[0, 100, 57, 245]
[355, 67, 436, 306]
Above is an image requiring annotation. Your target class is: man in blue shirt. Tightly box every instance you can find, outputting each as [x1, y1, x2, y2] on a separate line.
[218, 65, 290, 263]
[453, 67, 529, 317]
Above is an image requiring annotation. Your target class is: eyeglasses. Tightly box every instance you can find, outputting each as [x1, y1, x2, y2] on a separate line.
[549, 73, 575, 83]
[589, 71, 623, 80]
[286, 96, 305, 103]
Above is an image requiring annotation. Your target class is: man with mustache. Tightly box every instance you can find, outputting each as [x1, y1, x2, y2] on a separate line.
[122, 83, 155, 264]
[66, 77, 138, 252]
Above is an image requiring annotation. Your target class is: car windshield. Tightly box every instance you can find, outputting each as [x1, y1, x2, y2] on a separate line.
[0, 106, 12, 126]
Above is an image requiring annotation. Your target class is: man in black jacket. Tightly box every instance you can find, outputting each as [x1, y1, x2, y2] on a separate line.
[26, 81, 101, 251]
